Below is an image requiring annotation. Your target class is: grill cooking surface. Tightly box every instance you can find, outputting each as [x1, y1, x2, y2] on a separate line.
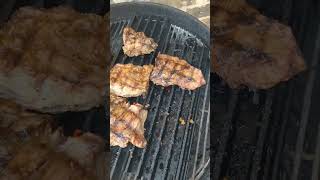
[211, 0, 320, 180]
[110, 3, 210, 179]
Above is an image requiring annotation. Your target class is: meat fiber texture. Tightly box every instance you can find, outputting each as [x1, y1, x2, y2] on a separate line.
[150, 54, 206, 90]
[0, 6, 108, 113]
[0, 129, 107, 180]
[122, 27, 158, 57]
[0, 98, 54, 172]
[110, 99, 148, 148]
[212, 0, 306, 89]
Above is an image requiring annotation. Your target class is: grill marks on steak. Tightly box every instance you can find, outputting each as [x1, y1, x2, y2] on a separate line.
[122, 27, 158, 57]
[110, 64, 153, 97]
[150, 54, 206, 90]
[212, 0, 306, 89]
[110, 63, 152, 148]
[0, 6, 107, 87]
[0, 6, 107, 112]
[110, 101, 147, 148]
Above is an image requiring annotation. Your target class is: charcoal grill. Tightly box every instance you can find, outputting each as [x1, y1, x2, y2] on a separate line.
[211, 0, 320, 180]
[110, 2, 210, 180]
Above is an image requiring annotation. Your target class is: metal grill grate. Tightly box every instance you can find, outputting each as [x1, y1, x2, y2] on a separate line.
[212, 0, 320, 179]
[110, 13, 210, 179]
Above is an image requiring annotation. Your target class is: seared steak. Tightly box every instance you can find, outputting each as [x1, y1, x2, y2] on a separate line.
[0, 99, 53, 171]
[110, 101, 147, 148]
[0, 6, 107, 112]
[1, 129, 106, 180]
[212, 0, 306, 89]
[110, 63, 153, 97]
[150, 54, 206, 90]
[110, 93, 126, 106]
[122, 27, 158, 57]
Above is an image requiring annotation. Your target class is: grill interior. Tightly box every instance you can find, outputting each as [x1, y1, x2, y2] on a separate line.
[211, 0, 320, 179]
[110, 3, 210, 179]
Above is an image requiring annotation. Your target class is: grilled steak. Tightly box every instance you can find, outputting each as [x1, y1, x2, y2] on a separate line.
[0, 6, 107, 113]
[122, 26, 158, 57]
[0, 99, 53, 171]
[1, 129, 106, 180]
[110, 93, 126, 106]
[150, 54, 206, 90]
[110, 101, 148, 148]
[212, 0, 306, 89]
[110, 63, 153, 97]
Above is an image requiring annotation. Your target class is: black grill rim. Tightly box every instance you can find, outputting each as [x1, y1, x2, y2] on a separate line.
[110, 2, 209, 47]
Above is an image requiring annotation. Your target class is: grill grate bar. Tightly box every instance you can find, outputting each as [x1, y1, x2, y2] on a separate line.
[139, 28, 186, 179]
[311, 122, 320, 180]
[110, 16, 147, 179]
[177, 44, 209, 179]
[162, 90, 186, 178]
[200, 79, 210, 165]
[110, 18, 136, 179]
[132, 21, 173, 180]
[151, 41, 197, 179]
[110, 20, 131, 66]
[271, 82, 294, 179]
[261, 85, 287, 180]
[292, 24, 320, 180]
[182, 46, 208, 179]
[191, 59, 210, 178]
[109, 19, 131, 179]
[213, 90, 239, 180]
[120, 16, 158, 179]
[249, 90, 274, 180]
[175, 82, 200, 179]
[147, 86, 176, 179]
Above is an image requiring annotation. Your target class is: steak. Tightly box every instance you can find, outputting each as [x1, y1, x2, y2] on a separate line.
[122, 26, 158, 57]
[110, 63, 153, 97]
[1, 129, 106, 180]
[0, 6, 107, 112]
[110, 101, 148, 148]
[212, 0, 306, 89]
[0, 99, 53, 171]
[150, 54, 206, 90]
[110, 93, 127, 106]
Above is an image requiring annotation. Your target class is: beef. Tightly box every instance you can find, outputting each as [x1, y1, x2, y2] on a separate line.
[0, 129, 106, 180]
[150, 53, 206, 90]
[212, 0, 306, 89]
[0, 6, 107, 113]
[110, 63, 153, 97]
[0, 99, 53, 171]
[110, 101, 148, 148]
[110, 93, 126, 106]
[122, 26, 158, 57]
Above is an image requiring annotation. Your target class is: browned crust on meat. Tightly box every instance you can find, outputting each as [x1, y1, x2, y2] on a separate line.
[0, 6, 107, 89]
[110, 103, 147, 148]
[110, 93, 127, 106]
[0, 99, 53, 137]
[0, 99, 54, 171]
[110, 64, 153, 97]
[122, 26, 158, 57]
[150, 54, 206, 90]
[212, 1, 306, 89]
